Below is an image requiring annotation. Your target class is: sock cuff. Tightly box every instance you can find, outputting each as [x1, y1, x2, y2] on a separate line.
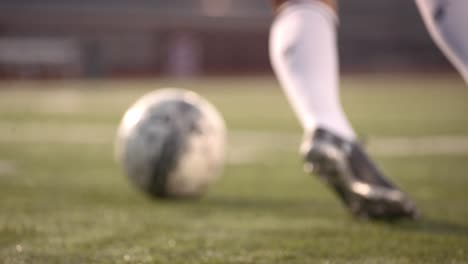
[275, 0, 339, 25]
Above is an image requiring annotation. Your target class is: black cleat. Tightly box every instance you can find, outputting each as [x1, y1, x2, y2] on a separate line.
[301, 128, 418, 220]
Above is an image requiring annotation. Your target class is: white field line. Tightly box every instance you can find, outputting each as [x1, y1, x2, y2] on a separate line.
[0, 160, 16, 176]
[368, 136, 468, 156]
[0, 122, 115, 145]
[1, 122, 468, 162]
[227, 131, 468, 164]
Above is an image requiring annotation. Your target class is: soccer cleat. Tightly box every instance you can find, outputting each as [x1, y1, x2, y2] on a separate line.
[301, 128, 418, 220]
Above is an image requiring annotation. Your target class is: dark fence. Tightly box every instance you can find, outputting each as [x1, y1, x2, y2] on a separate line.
[0, 0, 450, 78]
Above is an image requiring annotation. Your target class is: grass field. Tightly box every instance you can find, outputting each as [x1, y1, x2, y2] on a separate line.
[1, 75, 468, 263]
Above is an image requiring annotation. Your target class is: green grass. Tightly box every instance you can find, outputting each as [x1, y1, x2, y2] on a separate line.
[1, 75, 468, 263]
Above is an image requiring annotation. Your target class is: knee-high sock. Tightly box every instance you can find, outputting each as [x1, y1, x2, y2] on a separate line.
[269, 0, 356, 140]
[415, 0, 468, 84]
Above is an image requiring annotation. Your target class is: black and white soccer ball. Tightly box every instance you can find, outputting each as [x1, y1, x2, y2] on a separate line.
[115, 89, 226, 198]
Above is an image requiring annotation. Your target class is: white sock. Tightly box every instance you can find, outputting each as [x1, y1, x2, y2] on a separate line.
[415, 0, 468, 84]
[269, 0, 356, 141]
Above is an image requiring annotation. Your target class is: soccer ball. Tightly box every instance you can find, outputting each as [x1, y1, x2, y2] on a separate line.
[115, 88, 226, 198]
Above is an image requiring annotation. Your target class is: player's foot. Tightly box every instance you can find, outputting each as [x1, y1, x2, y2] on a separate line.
[301, 127, 418, 220]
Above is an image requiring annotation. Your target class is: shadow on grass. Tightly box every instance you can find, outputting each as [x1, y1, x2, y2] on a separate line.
[396, 218, 468, 238]
[131, 192, 468, 237]
[193, 195, 341, 218]
[203, 196, 314, 209]
[201, 196, 468, 238]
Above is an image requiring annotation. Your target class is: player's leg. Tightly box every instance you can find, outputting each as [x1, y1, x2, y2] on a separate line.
[270, 0, 355, 140]
[269, 0, 418, 219]
[415, 0, 468, 84]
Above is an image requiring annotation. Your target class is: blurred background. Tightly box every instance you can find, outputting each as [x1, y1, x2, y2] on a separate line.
[2, 2, 468, 262]
[0, 0, 453, 79]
